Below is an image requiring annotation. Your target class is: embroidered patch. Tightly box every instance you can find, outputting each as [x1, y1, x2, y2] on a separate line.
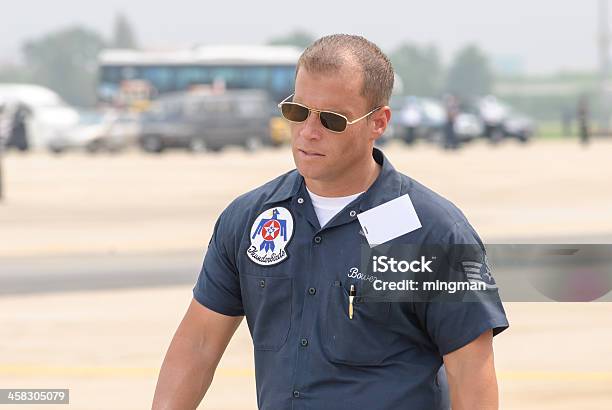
[461, 255, 497, 290]
[247, 207, 294, 266]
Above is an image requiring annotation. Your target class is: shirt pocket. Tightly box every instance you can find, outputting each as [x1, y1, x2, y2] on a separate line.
[241, 273, 292, 351]
[323, 280, 393, 366]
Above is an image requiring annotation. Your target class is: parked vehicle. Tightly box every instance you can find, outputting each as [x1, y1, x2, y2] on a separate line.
[98, 45, 300, 107]
[0, 103, 10, 147]
[476, 96, 534, 143]
[138, 90, 275, 153]
[269, 116, 291, 146]
[48, 110, 141, 154]
[454, 112, 484, 141]
[389, 96, 445, 144]
[390, 96, 484, 146]
[104, 112, 142, 150]
[0, 84, 79, 150]
[502, 112, 534, 142]
[477, 95, 509, 141]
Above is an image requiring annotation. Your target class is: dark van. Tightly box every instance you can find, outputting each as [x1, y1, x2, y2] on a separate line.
[138, 90, 275, 153]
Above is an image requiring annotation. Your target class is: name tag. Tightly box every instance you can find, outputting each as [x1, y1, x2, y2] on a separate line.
[357, 194, 422, 247]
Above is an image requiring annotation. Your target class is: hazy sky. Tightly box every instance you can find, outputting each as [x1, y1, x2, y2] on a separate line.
[1, 0, 605, 74]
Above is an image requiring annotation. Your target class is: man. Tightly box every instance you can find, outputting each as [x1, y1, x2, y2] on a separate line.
[444, 94, 460, 150]
[153, 34, 508, 410]
[6, 104, 29, 151]
[577, 95, 590, 145]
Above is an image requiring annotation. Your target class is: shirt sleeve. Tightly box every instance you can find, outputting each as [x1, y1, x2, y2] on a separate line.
[193, 209, 244, 316]
[415, 221, 509, 356]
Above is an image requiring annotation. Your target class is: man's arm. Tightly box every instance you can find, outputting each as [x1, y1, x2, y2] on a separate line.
[152, 298, 243, 410]
[443, 329, 499, 410]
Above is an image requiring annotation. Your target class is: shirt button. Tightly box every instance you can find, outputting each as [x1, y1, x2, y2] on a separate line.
[259, 279, 265, 288]
[300, 338, 308, 347]
[314, 236, 322, 244]
[297, 197, 304, 204]
[293, 390, 300, 398]
[349, 210, 357, 217]
[308, 287, 316, 295]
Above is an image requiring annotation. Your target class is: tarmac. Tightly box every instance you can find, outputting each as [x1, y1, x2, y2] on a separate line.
[0, 138, 611, 409]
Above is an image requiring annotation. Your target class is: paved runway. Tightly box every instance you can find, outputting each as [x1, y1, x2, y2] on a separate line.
[0, 250, 202, 295]
[1, 140, 611, 408]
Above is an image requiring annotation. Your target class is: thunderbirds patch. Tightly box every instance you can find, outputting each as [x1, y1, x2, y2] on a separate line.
[247, 207, 294, 266]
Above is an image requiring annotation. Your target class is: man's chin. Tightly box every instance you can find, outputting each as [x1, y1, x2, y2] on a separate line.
[295, 163, 328, 181]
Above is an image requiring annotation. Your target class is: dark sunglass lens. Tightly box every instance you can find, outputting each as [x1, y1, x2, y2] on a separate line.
[319, 112, 347, 132]
[282, 103, 309, 122]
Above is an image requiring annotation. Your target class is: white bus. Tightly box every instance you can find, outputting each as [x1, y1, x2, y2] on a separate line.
[97, 45, 301, 108]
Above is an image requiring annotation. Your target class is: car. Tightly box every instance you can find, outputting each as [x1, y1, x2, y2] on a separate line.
[48, 110, 141, 154]
[502, 112, 534, 142]
[390, 96, 484, 146]
[477, 95, 509, 141]
[138, 90, 275, 153]
[389, 96, 446, 144]
[475, 95, 534, 143]
[454, 112, 484, 141]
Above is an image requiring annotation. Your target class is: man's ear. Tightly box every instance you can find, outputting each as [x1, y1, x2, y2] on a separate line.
[371, 106, 391, 142]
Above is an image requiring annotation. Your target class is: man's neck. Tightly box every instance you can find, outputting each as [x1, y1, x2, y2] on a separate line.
[305, 157, 381, 197]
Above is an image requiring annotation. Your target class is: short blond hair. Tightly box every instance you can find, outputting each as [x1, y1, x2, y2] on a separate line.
[297, 34, 394, 108]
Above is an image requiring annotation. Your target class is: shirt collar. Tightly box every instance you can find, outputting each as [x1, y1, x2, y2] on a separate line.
[357, 147, 405, 212]
[263, 147, 405, 211]
[262, 169, 302, 206]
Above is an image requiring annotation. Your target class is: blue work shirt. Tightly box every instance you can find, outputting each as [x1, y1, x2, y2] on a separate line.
[194, 148, 509, 410]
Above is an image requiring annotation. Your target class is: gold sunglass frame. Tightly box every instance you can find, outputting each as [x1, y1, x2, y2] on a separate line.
[278, 93, 381, 133]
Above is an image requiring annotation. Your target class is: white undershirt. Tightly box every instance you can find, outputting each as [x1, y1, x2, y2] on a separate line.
[306, 188, 364, 228]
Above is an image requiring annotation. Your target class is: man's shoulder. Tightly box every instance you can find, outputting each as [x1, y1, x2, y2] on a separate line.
[400, 173, 475, 238]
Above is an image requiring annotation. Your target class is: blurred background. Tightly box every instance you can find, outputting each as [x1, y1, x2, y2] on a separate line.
[0, 1, 611, 409]
[3, 0, 612, 152]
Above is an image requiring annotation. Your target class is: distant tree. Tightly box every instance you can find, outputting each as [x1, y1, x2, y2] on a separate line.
[22, 26, 106, 106]
[0, 64, 33, 83]
[390, 43, 442, 96]
[445, 45, 493, 100]
[112, 13, 138, 49]
[267, 30, 315, 49]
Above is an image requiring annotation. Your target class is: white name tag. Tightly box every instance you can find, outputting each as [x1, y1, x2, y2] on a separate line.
[357, 194, 422, 247]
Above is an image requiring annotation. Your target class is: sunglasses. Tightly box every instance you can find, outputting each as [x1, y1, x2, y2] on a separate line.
[278, 94, 381, 133]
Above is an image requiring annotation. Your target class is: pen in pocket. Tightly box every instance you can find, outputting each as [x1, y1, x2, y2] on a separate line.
[349, 284, 356, 319]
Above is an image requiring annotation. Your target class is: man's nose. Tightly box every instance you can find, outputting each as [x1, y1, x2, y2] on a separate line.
[298, 111, 323, 140]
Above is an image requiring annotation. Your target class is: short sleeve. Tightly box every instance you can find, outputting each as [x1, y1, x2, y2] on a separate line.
[416, 221, 509, 356]
[193, 210, 244, 316]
